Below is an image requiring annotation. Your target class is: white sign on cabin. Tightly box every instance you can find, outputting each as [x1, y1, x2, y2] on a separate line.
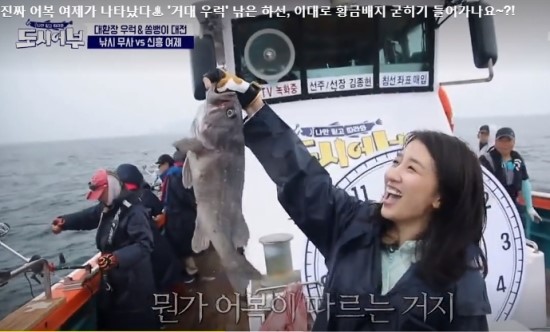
[307, 74, 374, 94]
[380, 71, 429, 88]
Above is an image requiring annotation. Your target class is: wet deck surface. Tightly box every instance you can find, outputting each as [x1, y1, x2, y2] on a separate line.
[162, 246, 250, 331]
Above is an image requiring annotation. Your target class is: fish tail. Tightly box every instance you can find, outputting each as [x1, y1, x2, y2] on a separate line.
[224, 254, 262, 295]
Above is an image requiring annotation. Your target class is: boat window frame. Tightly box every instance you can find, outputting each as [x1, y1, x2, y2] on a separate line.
[231, 7, 436, 105]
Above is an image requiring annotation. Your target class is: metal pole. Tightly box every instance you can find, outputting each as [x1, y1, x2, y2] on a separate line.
[439, 59, 494, 86]
[0, 240, 29, 262]
[42, 262, 52, 299]
[9, 259, 45, 279]
[7, 259, 53, 299]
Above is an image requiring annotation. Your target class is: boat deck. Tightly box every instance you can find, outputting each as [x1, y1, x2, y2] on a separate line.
[161, 246, 250, 331]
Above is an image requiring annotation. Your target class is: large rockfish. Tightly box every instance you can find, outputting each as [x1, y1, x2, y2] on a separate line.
[173, 87, 261, 294]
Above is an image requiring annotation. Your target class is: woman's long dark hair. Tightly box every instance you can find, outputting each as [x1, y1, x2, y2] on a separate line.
[380, 130, 488, 289]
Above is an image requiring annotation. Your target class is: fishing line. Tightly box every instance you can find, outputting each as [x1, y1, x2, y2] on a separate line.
[24, 272, 35, 298]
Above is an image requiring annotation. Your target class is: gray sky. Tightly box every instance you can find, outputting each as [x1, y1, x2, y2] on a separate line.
[0, 0, 548, 144]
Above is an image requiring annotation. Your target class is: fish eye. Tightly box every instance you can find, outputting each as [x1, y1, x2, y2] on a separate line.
[226, 108, 236, 118]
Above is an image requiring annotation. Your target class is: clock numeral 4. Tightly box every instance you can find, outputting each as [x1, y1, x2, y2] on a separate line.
[497, 275, 507, 292]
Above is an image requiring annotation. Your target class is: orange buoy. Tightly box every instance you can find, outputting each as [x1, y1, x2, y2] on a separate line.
[438, 86, 454, 132]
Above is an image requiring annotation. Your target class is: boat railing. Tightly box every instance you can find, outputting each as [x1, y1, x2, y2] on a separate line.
[532, 191, 550, 199]
[2, 258, 52, 299]
[526, 239, 539, 253]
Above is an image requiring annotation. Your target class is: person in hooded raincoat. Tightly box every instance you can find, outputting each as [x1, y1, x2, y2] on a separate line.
[51, 169, 159, 330]
[115, 163, 183, 292]
[201, 69, 491, 331]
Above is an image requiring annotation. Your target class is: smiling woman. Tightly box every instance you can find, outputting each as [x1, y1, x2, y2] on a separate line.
[201, 69, 491, 331]
[379, 130, 488, 291]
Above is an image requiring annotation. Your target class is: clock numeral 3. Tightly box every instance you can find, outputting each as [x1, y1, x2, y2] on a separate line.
[501, 233, 511, 251]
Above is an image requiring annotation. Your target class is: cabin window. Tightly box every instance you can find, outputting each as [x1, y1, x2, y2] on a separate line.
[301, 15, 376, 94]
[378, 12, 431, 89]
[232, 16, 302, 100]
[232, 7, 434, 103]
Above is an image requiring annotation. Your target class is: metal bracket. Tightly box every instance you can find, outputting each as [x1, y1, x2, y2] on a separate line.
[526, 239, 539, 253]
[440, 58, 494, 86]
[197, 14, 225, 66]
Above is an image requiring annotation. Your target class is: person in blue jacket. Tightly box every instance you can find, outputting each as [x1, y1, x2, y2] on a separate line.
[51, 169, 159, 331]
[201, 69, 491, 331]
[156, 151, 199, 283]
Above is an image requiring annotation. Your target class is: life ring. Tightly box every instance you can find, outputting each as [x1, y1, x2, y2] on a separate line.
[438, 86, 454, 131]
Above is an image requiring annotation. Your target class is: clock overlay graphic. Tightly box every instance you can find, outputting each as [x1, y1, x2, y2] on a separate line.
[303, 147, 525, 322]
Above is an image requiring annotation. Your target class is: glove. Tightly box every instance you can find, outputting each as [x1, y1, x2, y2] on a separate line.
[51, 217, 65, 234]
[203, 68, 263, 109]
[98, 253, 118, 271]
[527, 207, 542, 223]
[154, 213, 166, 229]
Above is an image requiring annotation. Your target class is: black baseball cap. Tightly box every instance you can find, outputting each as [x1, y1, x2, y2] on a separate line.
[496, 127, 515, 140]
[478, 125, 490, 133]
[156, 154, 174, 165]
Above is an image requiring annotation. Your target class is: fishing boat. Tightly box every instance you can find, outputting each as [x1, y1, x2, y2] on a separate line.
[1, 0, 549, 330]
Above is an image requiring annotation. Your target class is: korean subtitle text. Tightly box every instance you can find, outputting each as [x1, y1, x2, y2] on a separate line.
[0, 4, 516, 19]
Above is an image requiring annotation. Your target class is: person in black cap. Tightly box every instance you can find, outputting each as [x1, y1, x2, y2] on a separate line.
[156, 154, 174, 174]
[156, 153, 175, 212]
[479, 127, 542, 225]
[477, 125, 491, 156]
[156, 151, 199, 283]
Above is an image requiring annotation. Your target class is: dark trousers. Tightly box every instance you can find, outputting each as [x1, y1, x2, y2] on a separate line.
[164, 211, 196, 259]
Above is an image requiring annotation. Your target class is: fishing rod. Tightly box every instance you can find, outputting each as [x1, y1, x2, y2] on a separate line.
[50, 253, 92, 273]
[0, 222, 44, 286]
[0, 222, 29, 262]
[0, 222, 91, 292]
